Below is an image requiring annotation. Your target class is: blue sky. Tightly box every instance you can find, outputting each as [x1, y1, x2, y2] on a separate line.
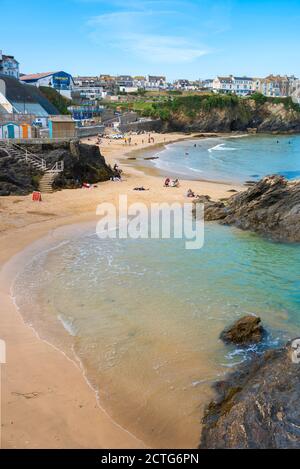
[1, 0, 300, 80]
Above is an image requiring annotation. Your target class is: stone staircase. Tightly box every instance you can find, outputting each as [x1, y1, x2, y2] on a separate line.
[0, 140, 64, 193]
[38, 172, 57, 193]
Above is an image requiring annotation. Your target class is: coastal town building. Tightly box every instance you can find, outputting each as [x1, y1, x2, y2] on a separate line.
[72, 86, 107, 102]
[133, 76, 147, 89]
[0, 75, 59, 128]
[173, 79, 198, 91]
[20, 71, 75, 99]
[0, 51, 19, 79]
[73, 76, 99, 87]
[145, 75, 167, 91]
[213, 76, 254, 95]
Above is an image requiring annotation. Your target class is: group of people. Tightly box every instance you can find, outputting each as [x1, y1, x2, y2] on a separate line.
[164, 178, 197, 198]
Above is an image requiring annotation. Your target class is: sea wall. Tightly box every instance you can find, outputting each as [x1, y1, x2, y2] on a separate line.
[119, 118, 162, 134]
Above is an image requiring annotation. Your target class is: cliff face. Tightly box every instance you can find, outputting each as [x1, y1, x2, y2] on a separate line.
[163, 99, 300, 133]
[200, 342, 300, 449]
[194, 176, 300, 243]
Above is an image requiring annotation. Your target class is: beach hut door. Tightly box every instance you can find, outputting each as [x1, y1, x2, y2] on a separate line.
[7, 124, 15, 139]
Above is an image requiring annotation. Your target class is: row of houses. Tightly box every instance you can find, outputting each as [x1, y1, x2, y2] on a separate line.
[211, 75, 298, 97]
[72, 74, 168, 101]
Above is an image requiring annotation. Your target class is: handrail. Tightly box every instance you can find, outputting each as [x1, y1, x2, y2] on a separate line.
[0, 140, 64, 173]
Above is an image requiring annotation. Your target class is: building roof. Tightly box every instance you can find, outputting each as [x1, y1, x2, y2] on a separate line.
[49, 115, 74, 122]
[217, 76, 233, 83]
[0, 74, 59, 116]
[233, 76, 253, 81]
[20, 72, 54, 81]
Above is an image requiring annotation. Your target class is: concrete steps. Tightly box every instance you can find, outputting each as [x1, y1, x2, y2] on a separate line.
[38, 173, 57, 193]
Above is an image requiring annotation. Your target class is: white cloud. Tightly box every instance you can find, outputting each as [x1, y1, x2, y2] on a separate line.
[87, 8, 212, 64]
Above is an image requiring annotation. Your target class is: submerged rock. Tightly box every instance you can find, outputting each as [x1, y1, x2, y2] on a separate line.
[194, 175, 300, 242]
[220, 315, 264, 345]
[200, 340, 300, 448]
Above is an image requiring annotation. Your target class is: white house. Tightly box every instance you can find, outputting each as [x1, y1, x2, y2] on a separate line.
[145, 75, 167, 91]
[0, 51, 19, 79]
[213, 76, 254, 95]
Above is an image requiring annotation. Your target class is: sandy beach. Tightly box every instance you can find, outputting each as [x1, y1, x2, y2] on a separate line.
[0, 132, 243, 449]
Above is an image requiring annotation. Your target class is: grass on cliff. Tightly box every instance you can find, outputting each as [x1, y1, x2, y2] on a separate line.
[39, 86, 72, 115]
[135, 94, 240, 120]
[105, 91, 300, 122]
[251, 92, 300, 112]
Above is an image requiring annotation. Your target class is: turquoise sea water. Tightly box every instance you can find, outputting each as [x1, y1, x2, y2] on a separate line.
[149, 134, 300, 182]
[13, 134, 300, 448]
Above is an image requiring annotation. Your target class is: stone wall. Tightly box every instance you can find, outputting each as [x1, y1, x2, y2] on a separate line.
[119, 119, 162, 133]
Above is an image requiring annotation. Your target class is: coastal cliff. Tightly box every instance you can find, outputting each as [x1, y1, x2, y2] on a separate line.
[140, 94, 300, 133]
[200, 341, 300, 449]
[194, 176, 300, 242]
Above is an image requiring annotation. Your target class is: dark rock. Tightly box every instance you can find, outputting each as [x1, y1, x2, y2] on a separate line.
[193, 195, 227, 221]
[220, 315, 264, 345]
[46, 141, 113, 189]
[0, 141, 113, 195]
[200, 340, 300, 448]
[194, 175, 300, 242]
[0, 152, 41, 196]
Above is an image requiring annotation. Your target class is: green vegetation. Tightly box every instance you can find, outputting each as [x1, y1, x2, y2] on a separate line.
[104, 91, 300, 124]
[130, 93, 241, 120]
[250, 92, 300, 112]
[39, 86, 71, 115]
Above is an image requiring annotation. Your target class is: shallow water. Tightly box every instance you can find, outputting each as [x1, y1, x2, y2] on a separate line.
[139, 134, 300, 182]
[13, 222, 300, 448]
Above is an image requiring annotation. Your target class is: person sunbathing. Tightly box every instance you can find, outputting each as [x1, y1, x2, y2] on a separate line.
[171, 178, 179, 187]
[186, 188, 195, 198]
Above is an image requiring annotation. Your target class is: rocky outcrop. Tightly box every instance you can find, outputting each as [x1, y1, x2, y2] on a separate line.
[44, 141, 113, 189]
[193, 176, 300, 242]
[220, 315, 264, 345]
[200, 341, 300, 448]
[0, 148, 41, 196]
[0, 141, 113, 195]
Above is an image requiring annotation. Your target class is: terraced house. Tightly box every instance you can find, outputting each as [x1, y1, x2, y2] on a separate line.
[213, 76, 254, 95]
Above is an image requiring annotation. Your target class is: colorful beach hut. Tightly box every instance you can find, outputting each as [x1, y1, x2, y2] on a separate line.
[0, 122, 32, 139]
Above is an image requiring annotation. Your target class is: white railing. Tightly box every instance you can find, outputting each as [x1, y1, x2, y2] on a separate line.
[0, 140, 64, 173]
[49, 161, 64, 173]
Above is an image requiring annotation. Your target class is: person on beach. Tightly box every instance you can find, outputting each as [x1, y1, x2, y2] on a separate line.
[164, 177, 170, 187]
[171, 178, 179, 187]
[186, 189, 195, 198]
